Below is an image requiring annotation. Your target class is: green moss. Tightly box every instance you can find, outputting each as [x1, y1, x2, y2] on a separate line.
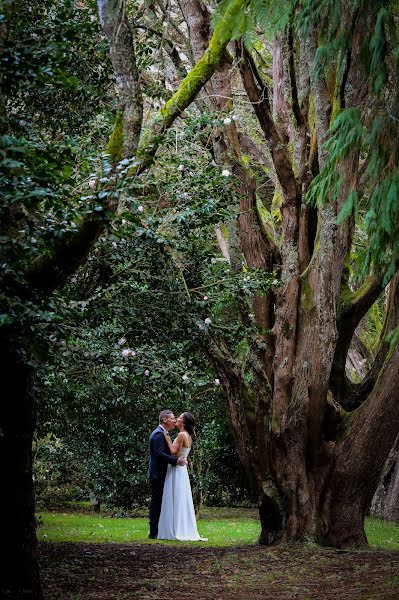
[255, 195, 281, 246]
[300, 278, 316, 314]
[337, 276, 378, 318]
[235, 338, 250, 361]
[134, 0, 246, 171]
[220, 222, 229, 239]
[159, 0, 245, 126]
[106, 111, 124, 166]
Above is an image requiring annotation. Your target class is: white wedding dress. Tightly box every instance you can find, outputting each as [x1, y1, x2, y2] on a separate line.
[157, 446, 206, 541]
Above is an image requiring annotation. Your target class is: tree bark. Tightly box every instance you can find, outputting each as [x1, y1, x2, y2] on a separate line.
[206, 3, 399, 549]
[97, 0, 143, 158]
[371, 435, 399, 523]
[0, 329, 42, 599]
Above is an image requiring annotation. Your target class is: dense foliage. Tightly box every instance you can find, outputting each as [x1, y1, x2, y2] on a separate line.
[0, 0, 113, 332]
[27, 104, 257, 511]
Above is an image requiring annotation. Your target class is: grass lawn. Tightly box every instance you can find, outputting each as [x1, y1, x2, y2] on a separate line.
[36, 507, 399, 549]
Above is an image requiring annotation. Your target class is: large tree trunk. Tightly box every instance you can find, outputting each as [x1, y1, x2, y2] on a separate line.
[371, 435, 399, 523]
[204, 2, 399, 548]
[0, 331, 41, 599]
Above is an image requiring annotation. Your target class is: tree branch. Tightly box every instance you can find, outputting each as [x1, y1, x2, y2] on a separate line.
[342, 273, 399, 411]
[336, 345, 399, 513]
[329, 275, 383, 407]
[135, 0, 247, 173]
[97, 0, 143, 158]
[236, 41, 298, 205]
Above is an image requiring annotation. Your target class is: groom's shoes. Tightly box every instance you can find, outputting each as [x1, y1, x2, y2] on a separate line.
[148, 534, 157, 539]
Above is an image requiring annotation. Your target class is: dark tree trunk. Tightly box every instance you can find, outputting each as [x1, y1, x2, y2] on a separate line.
[371, 435, 399, 523]
[202, 1, 399, 550]
[0, 330, 42, 599]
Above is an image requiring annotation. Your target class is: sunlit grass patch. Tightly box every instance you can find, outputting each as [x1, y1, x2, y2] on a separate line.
[36, 509, 399, 549]
[365, 517, 399, 550]
[36, 511, 261, 546]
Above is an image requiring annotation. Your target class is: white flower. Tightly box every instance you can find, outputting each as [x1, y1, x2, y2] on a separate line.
[182, 374, 189, 382]
[121, 348, 131, 358]
[221, 169, 231, 177]
[137, 205, 144, 213]
[144, 369, 150, 376]
[249, 313, 255, 319]
[211, 258, 217, 264]
[112, 241, 117, 249]
[214, 378, 221, 386]
[232, 114, 239, 121]
[122, 219, 127, 225]
[89, 179, 96, 189]
[272, 279, 279, 285]
[223, 117, 232, 125]
[30, 237, 37, 244]
[130, 350, 137, 357]
[118, 337, 127, 346]
[90, 15, 97, 23]
[177, 164, 185, 171]
[203, 295, 208, 300]
[204, 317, 212, 325]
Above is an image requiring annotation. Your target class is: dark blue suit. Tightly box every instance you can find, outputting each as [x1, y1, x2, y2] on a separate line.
[148, 425, 177, 537]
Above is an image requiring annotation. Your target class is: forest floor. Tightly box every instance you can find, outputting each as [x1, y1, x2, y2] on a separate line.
[39, 540, 399, 600]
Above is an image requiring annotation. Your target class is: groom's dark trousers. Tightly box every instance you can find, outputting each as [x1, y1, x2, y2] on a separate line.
[148, 425, 178, 538]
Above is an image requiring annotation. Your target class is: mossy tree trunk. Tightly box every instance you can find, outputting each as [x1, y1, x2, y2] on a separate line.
[184, 1, 399, 547]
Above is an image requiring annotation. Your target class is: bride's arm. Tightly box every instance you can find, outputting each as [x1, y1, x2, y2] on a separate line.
[164, 431, 185, 455]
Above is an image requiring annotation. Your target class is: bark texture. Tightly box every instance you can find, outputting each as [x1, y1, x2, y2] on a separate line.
[194, 1, 399, 548]
[371, 435, 399, 523]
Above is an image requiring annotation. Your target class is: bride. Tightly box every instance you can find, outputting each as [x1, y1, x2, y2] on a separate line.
[157, 412, 207, 541]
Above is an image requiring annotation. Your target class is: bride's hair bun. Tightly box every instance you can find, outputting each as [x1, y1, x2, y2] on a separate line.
[182, 412, 195, 436]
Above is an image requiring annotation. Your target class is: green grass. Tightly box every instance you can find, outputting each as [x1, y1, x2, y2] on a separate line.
[36, 509, 399, 549]
[366, 517, 399, 550]
[36, 511, 260, 546]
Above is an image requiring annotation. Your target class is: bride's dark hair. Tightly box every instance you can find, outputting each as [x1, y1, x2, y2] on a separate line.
[182, 412, 195, 436]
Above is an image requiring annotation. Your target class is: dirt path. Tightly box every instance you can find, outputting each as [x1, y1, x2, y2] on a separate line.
[39, 542, 399, 599]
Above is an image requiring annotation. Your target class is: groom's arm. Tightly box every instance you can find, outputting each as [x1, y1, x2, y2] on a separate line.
[150, 432, 178, 466]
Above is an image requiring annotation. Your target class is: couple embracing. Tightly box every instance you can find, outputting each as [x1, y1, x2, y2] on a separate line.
[148, 410, 207, 541]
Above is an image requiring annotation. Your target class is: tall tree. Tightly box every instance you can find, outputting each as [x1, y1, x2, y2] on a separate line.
[180, 0, 399, 546]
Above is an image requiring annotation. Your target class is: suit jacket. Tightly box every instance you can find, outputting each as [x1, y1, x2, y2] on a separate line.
[148, 425, 178, 480]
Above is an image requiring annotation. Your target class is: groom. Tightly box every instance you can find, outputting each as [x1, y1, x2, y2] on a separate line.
[148, 409, 187, 539]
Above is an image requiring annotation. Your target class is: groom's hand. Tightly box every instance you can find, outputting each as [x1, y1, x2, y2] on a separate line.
[177, 456, 187, 466]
